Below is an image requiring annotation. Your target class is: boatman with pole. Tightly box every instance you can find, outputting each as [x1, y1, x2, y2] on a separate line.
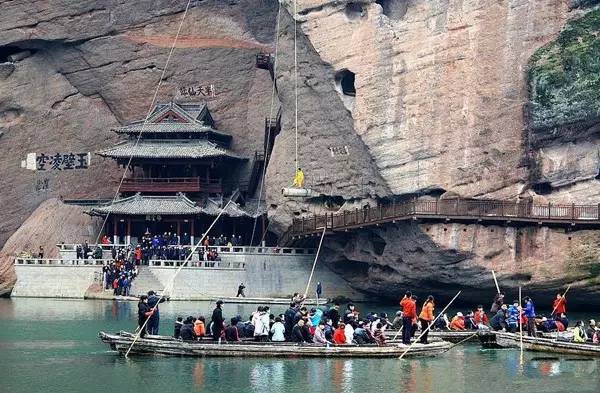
[211, 300, 225, 341]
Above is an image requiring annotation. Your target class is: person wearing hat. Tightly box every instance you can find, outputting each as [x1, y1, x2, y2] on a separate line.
[450, 312, 466, 330]
[391, 311, 403, 329]
[137, 295, 154, 338]
[211, 300, 225, 341]
[586, 319, 597, 340]
[352, 320, 371, 344]
[490, 304, 508, 331]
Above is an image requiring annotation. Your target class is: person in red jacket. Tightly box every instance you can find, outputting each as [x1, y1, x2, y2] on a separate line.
[450, 312, 466, 330]
[474, 305, 489, 327]
[333, 323, 347, 344]
[552, 293, 567, 317]
[400, 291, 417, 345]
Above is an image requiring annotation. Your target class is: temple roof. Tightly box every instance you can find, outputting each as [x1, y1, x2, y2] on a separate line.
[90, 193, 204, 216]
[89, 194, 265, 218]
[112, 122, 231, 139]
[96, 140, 244, 160]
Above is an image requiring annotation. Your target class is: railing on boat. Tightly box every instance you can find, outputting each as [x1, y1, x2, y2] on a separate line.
[291, 198, 600, 236]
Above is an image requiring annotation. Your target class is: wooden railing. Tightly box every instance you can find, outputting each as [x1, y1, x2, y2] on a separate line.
[121, 177, 222, 193]
[291, 199, 600, 236]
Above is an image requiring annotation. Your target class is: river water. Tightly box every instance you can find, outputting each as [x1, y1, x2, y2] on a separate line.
[0, 298, 598, 393]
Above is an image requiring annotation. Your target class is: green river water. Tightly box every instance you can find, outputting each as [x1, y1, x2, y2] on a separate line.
[0, 298, 598, 393]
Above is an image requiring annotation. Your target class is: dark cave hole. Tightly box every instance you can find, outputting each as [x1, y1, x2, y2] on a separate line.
[345, 3, 365, 20]
[372, 237, 386, 256]
[595, 167, 600, 180]
[0, 46, 22, 62]
[532, 182, 552, 195]
[375, 0, 408, 20]
[335, 69, 356, 97]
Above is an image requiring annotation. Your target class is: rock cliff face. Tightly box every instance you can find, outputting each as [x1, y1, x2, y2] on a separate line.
[2, 0, 600, 302]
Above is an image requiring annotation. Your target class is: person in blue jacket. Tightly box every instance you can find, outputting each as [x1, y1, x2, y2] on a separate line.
[506, 300, 520, 333]
[146, 290, 166, 335]
[523, 296, 536, 336]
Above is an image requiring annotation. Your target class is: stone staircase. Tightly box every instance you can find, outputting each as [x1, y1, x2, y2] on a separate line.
[131, 266, 165, 297]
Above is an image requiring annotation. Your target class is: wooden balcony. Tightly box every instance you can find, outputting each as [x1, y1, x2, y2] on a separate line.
[121, 177, 222, 193]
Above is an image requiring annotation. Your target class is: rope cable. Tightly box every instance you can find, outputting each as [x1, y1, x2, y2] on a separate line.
[250, 4, 282, 246]
[93, 0, 193, 244]
[294, 0, 299, 172]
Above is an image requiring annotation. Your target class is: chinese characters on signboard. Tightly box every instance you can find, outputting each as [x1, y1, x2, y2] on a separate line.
[21, 152, 91, 171]
[178, 84, 216, 98]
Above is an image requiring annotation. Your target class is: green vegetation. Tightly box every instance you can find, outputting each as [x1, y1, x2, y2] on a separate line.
[528, 9, 600, 130]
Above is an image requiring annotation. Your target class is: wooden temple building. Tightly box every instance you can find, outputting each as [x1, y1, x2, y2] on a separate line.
[90, 102, 265, 245]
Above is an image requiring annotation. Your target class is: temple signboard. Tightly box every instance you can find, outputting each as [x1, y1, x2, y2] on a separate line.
[21, 152, 91, 171]
[176, 84, 216, 99]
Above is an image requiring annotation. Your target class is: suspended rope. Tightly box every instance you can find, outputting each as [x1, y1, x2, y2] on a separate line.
[250, 4, 282, 246]
[125, 198, 235, 358]
[93, 0, 193, 244]
[294, 0, 299, 172]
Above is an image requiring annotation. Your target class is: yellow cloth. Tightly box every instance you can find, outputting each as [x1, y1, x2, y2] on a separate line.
[292, 169, 305, 188]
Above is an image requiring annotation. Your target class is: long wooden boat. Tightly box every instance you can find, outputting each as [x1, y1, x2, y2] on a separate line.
[479, 331, 600, 357]
[99, 331, 452, 358]
[384, 330, 479, 344]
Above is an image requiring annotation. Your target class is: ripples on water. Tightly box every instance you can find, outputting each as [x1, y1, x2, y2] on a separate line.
[0, 298, 598, 393]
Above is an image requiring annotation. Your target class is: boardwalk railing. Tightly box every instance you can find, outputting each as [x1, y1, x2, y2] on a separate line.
[56, 244, 315, 255]
[149, 259, 246, 269]
[291, 199, 600, 236]
[14, 258, 113, 266]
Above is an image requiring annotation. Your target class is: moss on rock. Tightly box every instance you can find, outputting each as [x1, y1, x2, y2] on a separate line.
[528, 9, 600, 131]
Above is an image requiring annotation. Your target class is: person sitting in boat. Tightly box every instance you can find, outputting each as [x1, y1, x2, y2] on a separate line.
[173, 317, 184, 339]
[284, 303, 298, 340]
[353, 320, 372, 344]
[573, 320, 587, 343]
[225, 318, 241, 342]
[551, 292, 567, 318]
[324, 318, 334, 342]
[252, 306, 270, 342]
[292, 319, 308, 343]
[180, 317, 196, 341]
[490, 292, 505, 314]
[490, 304, 508, 331]
[301, 318, 314, 342]
[344, 303, 360, 324]
[344, 320, 355, 344]
[293, 307, 309, 326]
[465, 311, 478, 330]
[593, 329, 600, 344]
[239, 315, 255, 338]
[194, 316, 206, 338]
[586, 320, 597, 341]
[391, 311, 403, 329]
[557, 313, 569, 329]
[506, 300, 520, 333]
[309, 308, 323, 331]
[373, 323, 386, 346]
[313, 322, 331, 345]
[325, 303, 341, 329]
[270, 316, 286, 342]
[333, 323, 347, 344]
[474, 305, 489, 327]
[433, 313, 450, 330]
[553, 315, 566, 332]
[450, 312, 466, 331]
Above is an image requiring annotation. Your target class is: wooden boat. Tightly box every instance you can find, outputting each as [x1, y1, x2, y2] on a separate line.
[384, 329, 479, 344]
[479, 331, 600, 357]
[99, 331, 452, 358]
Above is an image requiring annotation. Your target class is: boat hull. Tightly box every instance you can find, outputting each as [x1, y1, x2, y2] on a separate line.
[384, 330, 478, 344]
[99, 331, 452, 358]
[482, 332, 600, 358]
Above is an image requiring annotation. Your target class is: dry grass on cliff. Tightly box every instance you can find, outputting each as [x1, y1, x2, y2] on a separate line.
[0, 198, 101, 295]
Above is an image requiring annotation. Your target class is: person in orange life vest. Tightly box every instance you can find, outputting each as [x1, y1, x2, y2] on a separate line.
[333, 323, 347, 344]
[450, 312, 466, 330]
[474, 305, 489, 326]
[194, 316, 206, 338]
[418, 295, 435, 344]
[400, 291, 417, 345]
[552, 293, 567, 318]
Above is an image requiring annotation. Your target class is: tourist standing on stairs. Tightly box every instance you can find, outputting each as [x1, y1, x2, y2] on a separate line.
[400, 291, 417, 345]
[211, 300, 225, 341]
[147, 290, 166, 335]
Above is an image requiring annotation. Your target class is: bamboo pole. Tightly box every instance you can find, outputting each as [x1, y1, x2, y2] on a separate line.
[398, 291, 462, 360]
[519, 286, 524, 366]
[491, 270, 500, 294]
[125, 198, 235, 358]
[443, 332, 479, 352]
[301, 227, 326, 307]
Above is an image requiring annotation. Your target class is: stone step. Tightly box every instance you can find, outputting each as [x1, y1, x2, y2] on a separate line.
[131, 266, 164, 296]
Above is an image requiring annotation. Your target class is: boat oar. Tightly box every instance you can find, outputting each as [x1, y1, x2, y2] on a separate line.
[519, 286, 524, 366]
[491, 270, 501, 294]
[443, 332, 479, 352]
[301, 227, 326, 308]
[398, 291, 461, 360]
[124, 198, 235, 358]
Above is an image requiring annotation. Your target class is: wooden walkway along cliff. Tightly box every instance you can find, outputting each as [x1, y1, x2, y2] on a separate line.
[289, 199, 600, 238]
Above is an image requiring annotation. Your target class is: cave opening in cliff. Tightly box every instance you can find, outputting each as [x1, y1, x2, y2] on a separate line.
[336, 69, 356, 97]
[0, 46, 22, 62]
[345, 3, 365, 20]
[532, 182, 552, 195]
[375, 0, 408, 19]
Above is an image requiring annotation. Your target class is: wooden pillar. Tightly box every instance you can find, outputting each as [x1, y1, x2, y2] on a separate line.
[177, 220, 181, 243]
[113, 217, 118, 244]
[126, 217, 131, 245]
[205, 166, 210, 182]
[261, 214, 266, 246]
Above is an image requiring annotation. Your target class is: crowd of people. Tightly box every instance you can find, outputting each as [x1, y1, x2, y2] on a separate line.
[101, 247, 139, 296]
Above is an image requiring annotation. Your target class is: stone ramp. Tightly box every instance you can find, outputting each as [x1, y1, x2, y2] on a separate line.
[131, 266, 164, 297]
